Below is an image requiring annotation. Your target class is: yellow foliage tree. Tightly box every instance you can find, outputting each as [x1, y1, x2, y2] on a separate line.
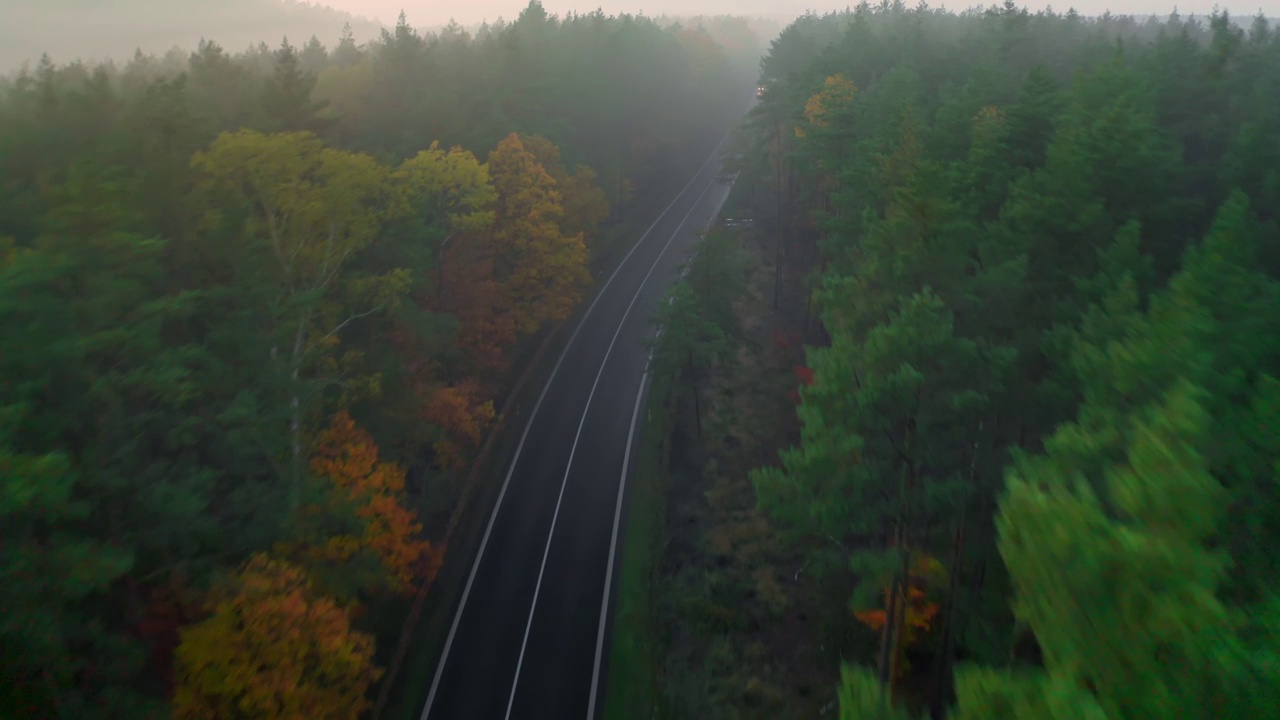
[796, 73, 857, 138]
[516, 133, 611, 242]
[487, 133, 590, 335]
[173, 554, 380, 720]
[393, 141, 496, 236]
[192, 130, 403, 510]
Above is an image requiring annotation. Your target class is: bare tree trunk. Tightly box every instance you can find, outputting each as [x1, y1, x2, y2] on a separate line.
[288, 307, 311, 512]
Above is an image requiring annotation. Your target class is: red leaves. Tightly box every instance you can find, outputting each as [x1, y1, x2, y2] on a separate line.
[788, 366, 815, 405]
[794, 365, 815, 386]
[439, 230, 518, 375]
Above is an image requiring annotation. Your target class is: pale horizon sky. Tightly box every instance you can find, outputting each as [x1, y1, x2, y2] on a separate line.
[319, 0, 1279, 27]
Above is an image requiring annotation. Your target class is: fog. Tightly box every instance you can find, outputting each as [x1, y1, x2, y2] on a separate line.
[330, 0, 1276, 25]
[2, 0, 1276, 71]
[0, 1, 384, 71]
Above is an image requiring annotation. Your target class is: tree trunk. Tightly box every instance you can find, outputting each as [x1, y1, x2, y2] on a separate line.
[773, 117, 784, 310]
[288, 307, 311, 512]
[930, 422, 983, 719]
[931, 514, 968, 716]
[880, 419, 917, 698]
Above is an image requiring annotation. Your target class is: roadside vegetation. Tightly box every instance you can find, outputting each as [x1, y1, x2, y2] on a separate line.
[608, 176, 838, 718]
[619, 2, 1280, 719]
[0, 3, 764, 716]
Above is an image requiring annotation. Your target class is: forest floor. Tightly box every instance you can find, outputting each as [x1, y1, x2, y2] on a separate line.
[605, 177, 852, 719]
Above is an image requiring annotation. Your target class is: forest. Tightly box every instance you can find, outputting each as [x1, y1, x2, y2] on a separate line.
[1, 1, 386, 72]
[628, 2, 1280, 719]
[0, 3, 762, 716]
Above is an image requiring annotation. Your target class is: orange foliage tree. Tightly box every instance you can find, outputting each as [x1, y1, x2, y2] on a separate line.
[303, 413, 440, 592]
[424, 380, 497, 471]
[173, 554, 380, 720]
[853, 554, 944, 683]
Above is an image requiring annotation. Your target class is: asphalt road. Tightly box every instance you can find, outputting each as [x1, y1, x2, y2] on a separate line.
[419, 131, 739, 720]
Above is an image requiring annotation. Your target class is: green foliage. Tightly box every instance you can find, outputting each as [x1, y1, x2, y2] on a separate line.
[0, 7, 757, 715]
[649, 232, 750, 442]
[951, 667, 1108, 720]
[752, 3, 1280, 718]
[1000, 384, 1234, 719]
[837, 666, 919, 720]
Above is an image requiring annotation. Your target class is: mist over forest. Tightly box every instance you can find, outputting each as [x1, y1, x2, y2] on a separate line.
[4, 1, 1270, 72]
[1, 0, 385, 71]
[2, 0, 1279, 718]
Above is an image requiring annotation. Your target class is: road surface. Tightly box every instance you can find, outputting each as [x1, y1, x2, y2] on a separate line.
[419, 133, 739, 720]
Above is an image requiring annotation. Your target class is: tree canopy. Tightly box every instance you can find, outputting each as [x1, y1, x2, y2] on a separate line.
[745, 3, 1280, 717]
[0, 4, 760, 715]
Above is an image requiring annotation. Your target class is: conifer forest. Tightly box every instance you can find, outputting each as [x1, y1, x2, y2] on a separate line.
[1, 1, 1277, 719]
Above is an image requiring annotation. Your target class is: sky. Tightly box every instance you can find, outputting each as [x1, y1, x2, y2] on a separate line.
[322, 0, 1279, 27]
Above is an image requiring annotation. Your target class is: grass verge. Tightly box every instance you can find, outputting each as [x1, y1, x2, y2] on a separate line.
[602, 372, 674, 720]
[598, 157, 844, 719]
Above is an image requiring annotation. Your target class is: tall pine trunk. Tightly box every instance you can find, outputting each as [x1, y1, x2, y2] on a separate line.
[288, 306, 311, 512]
[930, 422, 981, 719]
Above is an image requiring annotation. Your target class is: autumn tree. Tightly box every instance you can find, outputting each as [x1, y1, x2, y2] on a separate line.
[173, 554, 380, 720]
[192, 130, 405, 509]
[289, 412, 439, 595]
[423, 381, 497, 472]
[392, 141, 496, 299]
[517, 133, 611, 243]
[0, 10, 758, 715]
[487, 133, 590, 336]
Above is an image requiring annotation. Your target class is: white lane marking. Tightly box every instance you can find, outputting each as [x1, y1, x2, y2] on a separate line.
[583, 173, 736, 720]
[503, 174, 724, 720]
[420, 137, 729, 720]
[583, 369, 649, 718]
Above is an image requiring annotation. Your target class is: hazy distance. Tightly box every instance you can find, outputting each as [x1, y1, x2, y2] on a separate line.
[2, 0, 1275, 72]
[331, 0, 1275, 25]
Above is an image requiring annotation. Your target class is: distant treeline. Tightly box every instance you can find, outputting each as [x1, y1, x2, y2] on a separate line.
[1, 0, 385, 71]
